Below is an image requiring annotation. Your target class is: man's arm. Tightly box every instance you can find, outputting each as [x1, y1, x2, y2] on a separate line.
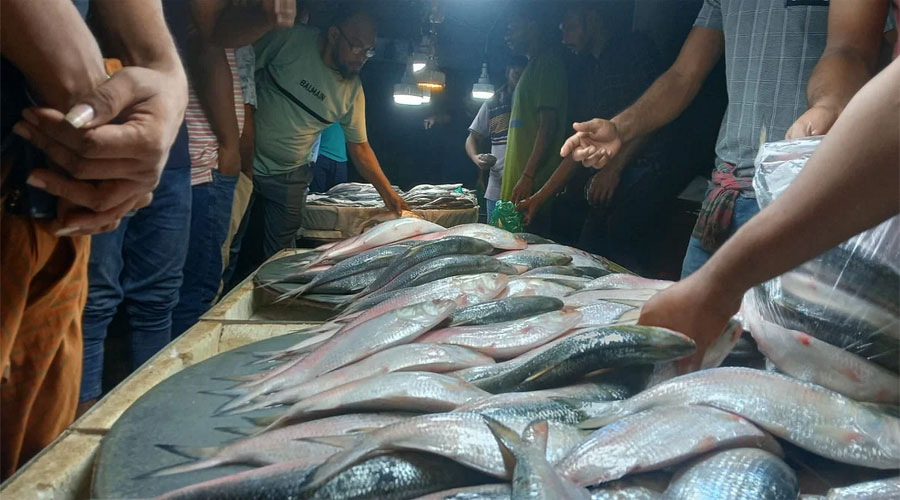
[510, 108, 558, 203]
[346, 141, 408, 215]
[515, 154, 577, 223]
[189, 0, 241, 175]
[466, 131, 493, 169]
[786, 0, 888, 139]
[639, 58, 900, 371]
[1, 0, 107, 111]
[561, 26, 724, 168]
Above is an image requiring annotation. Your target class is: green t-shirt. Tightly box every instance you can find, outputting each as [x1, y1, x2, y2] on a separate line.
[253, 25, 366, 176]
[500, 50, 568, 202]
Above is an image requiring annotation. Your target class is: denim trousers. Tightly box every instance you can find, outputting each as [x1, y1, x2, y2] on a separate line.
[310, 156, 348, 193]
[80, 166, 191, 402]
[171, 170, 238, 337]
[680, 194, 761, 279]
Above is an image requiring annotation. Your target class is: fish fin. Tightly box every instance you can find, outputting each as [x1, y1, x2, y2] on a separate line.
[211, 372, 267, 383]
[523, 364, 558, 383]
[522, 420, 549, 455]
[214, 426, 252, 437]
[301, 438, 377, 491]
[616, 308, 642, 324]
[213, 392, 261, 415]
[142, 457, 225, 478]
[199, 388, 246, 398]
[298, 433, 364, 450]
[244, 414, 278, 427]
[480, 415, 519, 476]
[155, 444, 219, 460]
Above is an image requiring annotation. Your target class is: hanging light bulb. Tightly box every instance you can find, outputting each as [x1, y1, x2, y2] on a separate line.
[393, 67, 423, 106]
[471, 62, 494, 100]
[416, 60, 446, 91]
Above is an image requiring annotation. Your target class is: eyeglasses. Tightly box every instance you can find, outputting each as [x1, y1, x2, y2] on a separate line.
[337, 26, 376, 59]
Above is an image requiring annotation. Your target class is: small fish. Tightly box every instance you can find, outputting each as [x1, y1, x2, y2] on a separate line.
[579, 367, 900, 469]
[448, 296, 564, 327]
[304, 218, 445, 268]
[150, 413, 409, 476]
[301, 412, 584, 489]
[501, 278, 575, 299]
[367, 254, 519, 297]
[280, 242, 414, 297]
[517, 274, 592, 289]
[359, 236, 494, 297]
[516, 233, 555, 245]
[412, 484, 511, 500]
[581, 274, 673, 291]
[454, 387, 627, 426]
[483, 417, 591, 499]
[574, 301, 640, 329]
[469, 325, 694, 393]
[526, 244, 624, 272]
[417, 309, 583, 360]
[557, 406, 782, 487]
[562, 289, 658, 307]
[494, 250, 573, 271]
[662, 448, 798, 500]
[524, 266, 590, 278]
[413, 223, 528, 250]
[254, 372, 491, 432]
[216, 299, 456, 414]
[227, 345, 493, 415]
[647, 319, 743, 387]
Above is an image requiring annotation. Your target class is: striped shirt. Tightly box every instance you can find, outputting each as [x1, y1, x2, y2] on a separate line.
[694, 0, 830, 190]
[186, 49, 245, 186]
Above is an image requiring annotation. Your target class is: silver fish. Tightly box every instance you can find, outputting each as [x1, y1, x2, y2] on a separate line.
[216, 299, 456, 414]
[557, 406, 782, 487]
[253, 372, 491, 432]
[494, 250, 574, 271]
[413, 484, 511, 500]
[301, 411, 585, 489]
[501, 278, 576, 299]
[367, 254, 519, 297]
[579, 367, 900, 469]
[150, 413, 409, 476]
[483, 417, 590, 499]
[359, 236, 494, 296]
[824, 477, 900, 499]
[279, 242, 414, 296]
[417, 309, 583, 360]
[413, 223, 527, 250]
[662, 448, 798, 500]
[562, 289, 658, 307]
[574, 301, 640, 329]
[304, 218, 445, 268]
[448, 296, 564, 327]
[228, 345, 494, 415]
[582, 274, 673, 291]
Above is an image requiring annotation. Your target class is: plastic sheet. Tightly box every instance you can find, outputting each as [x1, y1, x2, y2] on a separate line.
[743, 137, 900, 394]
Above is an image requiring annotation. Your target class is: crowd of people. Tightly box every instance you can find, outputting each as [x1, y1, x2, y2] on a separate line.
[0, 0, 897, 481]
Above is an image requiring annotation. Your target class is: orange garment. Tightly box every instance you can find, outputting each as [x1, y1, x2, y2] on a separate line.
[1, 200, 89, 479]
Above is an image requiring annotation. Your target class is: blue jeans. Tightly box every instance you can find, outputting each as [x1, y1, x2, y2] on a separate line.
[310, 156, 347, 193]
[680, 194, 761, 279]
[485, 199, 497, 222]
[80, 167, 191, 402]
[171, 170, 238, 336]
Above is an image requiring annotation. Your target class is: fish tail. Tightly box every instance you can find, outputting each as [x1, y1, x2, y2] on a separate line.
[144, 456, 224, 478]
[213, 388, 265, 415]
[481, 415, 520, 475]
[301, 438, 377, 491]
[155, 444, 219, 460]
[244, 414, 279, 428]
[214, 426, 252, 436]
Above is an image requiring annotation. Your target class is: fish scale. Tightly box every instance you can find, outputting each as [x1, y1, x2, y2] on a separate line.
[579, 367, 900, 469]
[662, 448, 798, 500]
[557, 406, 782, 487]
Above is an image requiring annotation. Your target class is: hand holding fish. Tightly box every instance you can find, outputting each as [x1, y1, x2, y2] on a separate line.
[560, 118, 622, 169]
[637, 269, 742, 373]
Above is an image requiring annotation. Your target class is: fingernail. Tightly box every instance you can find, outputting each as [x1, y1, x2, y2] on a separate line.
[65, 104, 95, 129]
[55, 226, 81, 236]
[22, 108, 37, 124]
[26, 175, 46, 189]
[12, 122, 31, 141]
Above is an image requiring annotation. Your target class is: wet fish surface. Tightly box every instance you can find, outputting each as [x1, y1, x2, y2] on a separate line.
[661, 448, 798, 500]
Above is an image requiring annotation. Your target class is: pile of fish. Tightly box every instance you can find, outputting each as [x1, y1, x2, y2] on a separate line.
[133, 219, 898, 499]
[307, 183, 478, 210]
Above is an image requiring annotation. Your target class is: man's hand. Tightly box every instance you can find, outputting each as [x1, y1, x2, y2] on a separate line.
[560, 119, 623, 169]
[12, 65, 187, 236]
[586, 167, 622, 206]
[785, 104, 840, 139]
[218, 143, 241, 177]
[510, 174, 533, 204]
[381, 189, 409, 215]
[515, 191, 546, 225]
[474, 154, 496, 170]
[637, 270, 742, 373]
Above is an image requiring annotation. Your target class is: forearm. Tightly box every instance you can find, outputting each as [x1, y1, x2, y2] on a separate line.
[465, 133, 485, 165]
[348, 142, 394, 195]
[92, 0, 183, 75]
[1, 0, 107, 110]
[806, 50, 876, 115]
[701, 60, 900, 298]
[187, 42, 240, 149]
[533, 155, 578, 200]
[522, 112, 557, 178]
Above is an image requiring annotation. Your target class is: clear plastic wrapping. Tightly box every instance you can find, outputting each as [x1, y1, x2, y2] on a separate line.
[744, 137, 899, 395]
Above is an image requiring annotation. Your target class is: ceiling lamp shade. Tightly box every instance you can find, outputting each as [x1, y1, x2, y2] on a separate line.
[416, 64, 446, 91]
[471, 62, 494, 100]
[421, 87, 431, 103]
[393, 68, 424, 105]
[411, 51, 428, 73]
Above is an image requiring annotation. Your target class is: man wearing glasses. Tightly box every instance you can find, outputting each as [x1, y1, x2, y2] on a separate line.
[245, 7, 407, 266]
